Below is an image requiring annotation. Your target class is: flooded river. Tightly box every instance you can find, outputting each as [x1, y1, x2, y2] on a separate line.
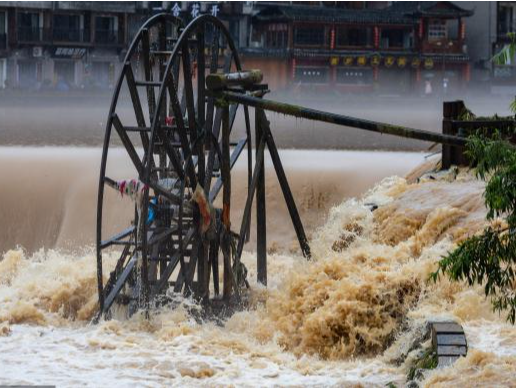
[0, 147, 515, 387]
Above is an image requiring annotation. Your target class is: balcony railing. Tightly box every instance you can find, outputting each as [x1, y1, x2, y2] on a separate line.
[17, 27, 51, 42]
[94, 29, 120, 44]
[0, 33, 6, 50]
[53, 27, 89, 43]
[16, 26, 124, 45]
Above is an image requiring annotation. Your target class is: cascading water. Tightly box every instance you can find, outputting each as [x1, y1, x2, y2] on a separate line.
[1, 148, 515, 387]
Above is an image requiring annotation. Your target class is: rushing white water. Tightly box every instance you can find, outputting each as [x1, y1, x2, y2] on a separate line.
[1, 149, 515, 387]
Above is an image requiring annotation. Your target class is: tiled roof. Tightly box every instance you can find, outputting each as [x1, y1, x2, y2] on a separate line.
[254, 1, 473, 24]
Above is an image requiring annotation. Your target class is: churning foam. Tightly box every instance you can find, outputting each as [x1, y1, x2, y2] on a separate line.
[1, 164, 516, 386]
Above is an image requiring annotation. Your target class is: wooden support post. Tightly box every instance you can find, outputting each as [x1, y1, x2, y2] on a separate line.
[442, 100, 466, 169]
[209, 238, 220, 296]
[196, 24, 208, 301]
[222, 105, 233, 298]
[255, 108, 267, 286]
[259, 110, 311, 259]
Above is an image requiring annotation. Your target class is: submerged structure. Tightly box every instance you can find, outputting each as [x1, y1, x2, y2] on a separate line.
[96, 13, 470, 319]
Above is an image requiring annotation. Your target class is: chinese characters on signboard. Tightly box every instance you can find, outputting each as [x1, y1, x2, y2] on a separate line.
[332, 55, 426, 69]
[171, 3, 220, 18]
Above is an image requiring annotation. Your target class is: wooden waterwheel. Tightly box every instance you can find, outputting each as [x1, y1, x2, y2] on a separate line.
[96, 14, 256, 317]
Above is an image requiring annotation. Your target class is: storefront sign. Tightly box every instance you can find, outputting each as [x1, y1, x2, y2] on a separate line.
[171, 3, 220, 18]
[53, 47, 87, 59]
[370, 55, 381, 67]
[343, 56, 354, 66]
[384, 56, 395, 68]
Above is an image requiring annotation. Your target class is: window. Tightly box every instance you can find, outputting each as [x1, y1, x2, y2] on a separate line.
[294, 26, 325, 46]
[428, 20, 447, 40]
[265, 24, 288, 48]
[381, 28, 412, 48]
[95, 16, 118, 44]
[499, 4, 515, 35]
[0, 11, 6, 50]
[18, 12, 41, 42]
[53, 14, 82, 42]
[294, 66, 328, 83]
[337, 26, 372, 47]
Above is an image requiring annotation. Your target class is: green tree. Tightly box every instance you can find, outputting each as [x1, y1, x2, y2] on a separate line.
[431, 34, 516, 323]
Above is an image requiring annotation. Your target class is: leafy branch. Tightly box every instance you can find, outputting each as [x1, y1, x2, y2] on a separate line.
[431, 134, 516, 323]
[431, 34, 516, 323]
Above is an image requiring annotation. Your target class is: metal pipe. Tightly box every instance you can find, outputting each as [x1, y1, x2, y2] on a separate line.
[219, 92, 468, 147]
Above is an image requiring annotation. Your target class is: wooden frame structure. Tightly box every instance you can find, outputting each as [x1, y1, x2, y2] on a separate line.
[96, 13, 472, 321]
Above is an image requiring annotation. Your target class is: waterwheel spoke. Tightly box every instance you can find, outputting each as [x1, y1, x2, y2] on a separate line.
[165, 73, 197, 185]
[209, 137, 247, 202]
[112, 113, 144, 176]
[125, 63, 149, 148]
[205, 53, 234, 191]
[204, 27, 220, 138]
[182, 39, 196, 140]
[103, 253, 138, 313]
[102, 244, 132, 302]
[100, 224, 135, 249]
[153, 227, 195, 295]
[141, 28, 156, 122]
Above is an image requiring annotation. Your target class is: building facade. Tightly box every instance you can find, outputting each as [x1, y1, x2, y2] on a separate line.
[6, 1, 514, 96]
[242, 1, 474, 95]
[0, 1, 254, 90]
[0, 2, 152, 89]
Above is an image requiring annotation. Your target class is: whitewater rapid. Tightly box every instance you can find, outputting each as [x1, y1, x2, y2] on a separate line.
[1, 150, 516, 387]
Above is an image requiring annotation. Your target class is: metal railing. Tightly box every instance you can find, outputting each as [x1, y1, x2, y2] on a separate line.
[53, 27, 88, 43]
[17, 26, 49, 42]
[94, 29, 120, 44]
[17, 26, 123, 45]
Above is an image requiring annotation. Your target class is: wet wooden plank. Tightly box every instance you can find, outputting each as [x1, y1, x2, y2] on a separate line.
[432, 322, 463, 334]
[437, 346, 467, 356]
[436, 334, 467, 347]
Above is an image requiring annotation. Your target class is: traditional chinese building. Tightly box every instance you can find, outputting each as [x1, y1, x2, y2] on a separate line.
[0, 1, 253, 89]
[242, 1, 474, 96]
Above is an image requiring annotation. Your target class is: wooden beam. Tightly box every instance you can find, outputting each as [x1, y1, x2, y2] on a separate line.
[259, 109, 311, 259]
[255, 109, 267, 285]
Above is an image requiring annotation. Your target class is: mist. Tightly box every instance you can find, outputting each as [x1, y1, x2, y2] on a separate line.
[1, 83, 513, 149]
